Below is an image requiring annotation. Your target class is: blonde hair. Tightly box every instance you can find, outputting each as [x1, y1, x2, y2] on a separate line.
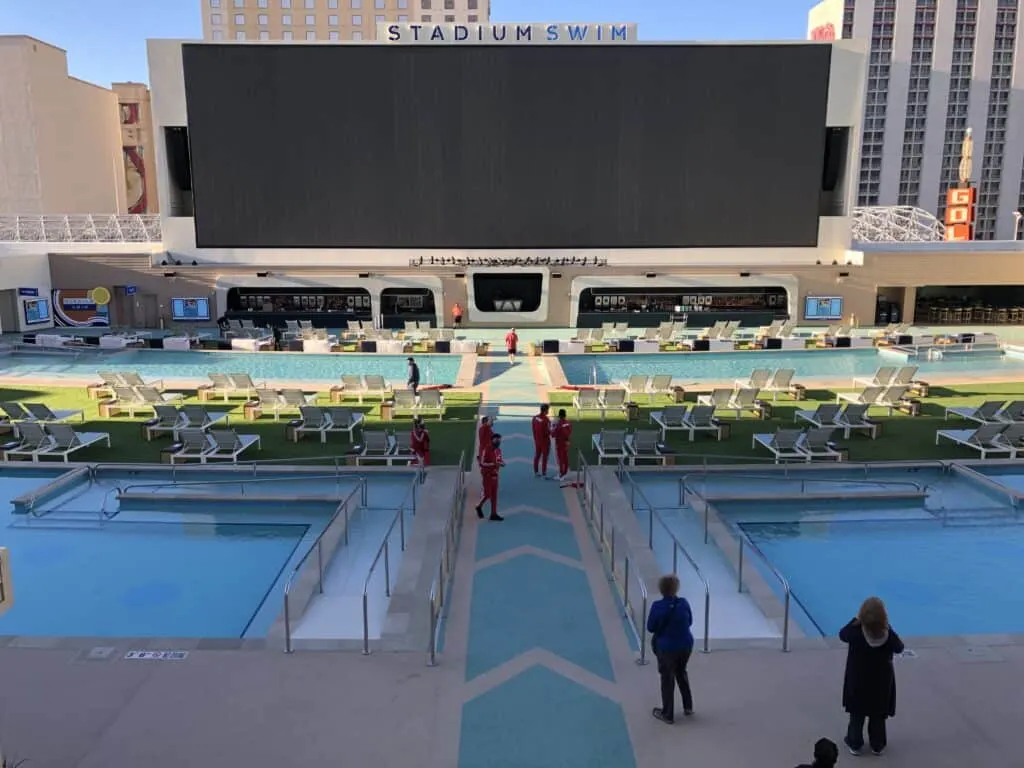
[658, 574, 680, 598]
[857, 596, 889, 640]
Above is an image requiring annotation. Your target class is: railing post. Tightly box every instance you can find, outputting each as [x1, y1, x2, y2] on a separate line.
[703, 590, 710, 653]
[428, 598, 437, 667]
[362, 593, 370, 655]
[638, 594, 648, 665]
[782, 592, 791, 653]
[344, 501, 350, 546]
[400, 505, 406, 551]
[737, 538, 745, 592]
[672, 542, 678, 575]
[284, 596, 293, 654]
[599, 501, 605, 541]
[648, 506, 654, 549]
[623, 557, 630, 609]
[609, 526, 616, 571]
[384, 540, 391, 597]
[316, 540, 324, 594]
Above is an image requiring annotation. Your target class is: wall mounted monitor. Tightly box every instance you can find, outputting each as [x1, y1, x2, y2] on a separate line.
[171, 297, 211, 321]
[804, 295, 844, 321]
[23, 298, 51, 325]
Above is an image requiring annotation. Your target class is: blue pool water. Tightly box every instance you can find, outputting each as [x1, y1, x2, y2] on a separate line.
[560, 349, 1024, 384]
[0, 349, 460, 384]
[0, 467, 414, 638]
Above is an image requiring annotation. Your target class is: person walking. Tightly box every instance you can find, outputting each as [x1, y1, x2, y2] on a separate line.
[532, 404, 552, 478]
[410, 416, 431, 467]
[477, 415, 494, 463]
[451, 303, 463, 328]
[646, 574, 695, 724]
[505, 327, 519, 365]
[840, 596, 904, 756]
[407, 356, 421, 398]
[475, 432, 505, 521]
[794, 738, 839, 768]
[552, 408, 573, 481]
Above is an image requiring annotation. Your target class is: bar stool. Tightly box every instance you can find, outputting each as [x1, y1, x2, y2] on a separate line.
[950, 308, 964, 324]
[998, 308, 1009, 324]
[1013, 308, 1023, 324]
[928, 306, 940, 323]
[985, 307, 995, 324]
[939, 307, 951, 324]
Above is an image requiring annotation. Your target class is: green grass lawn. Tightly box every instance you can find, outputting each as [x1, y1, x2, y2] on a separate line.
[0, 384, 480, 466]
[546, 382, 1024, 465]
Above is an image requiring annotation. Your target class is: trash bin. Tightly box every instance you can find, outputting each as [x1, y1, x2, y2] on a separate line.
[626, 402, 640, 421]
[380, 400, 394, 421]
[672, 386, 686, 403]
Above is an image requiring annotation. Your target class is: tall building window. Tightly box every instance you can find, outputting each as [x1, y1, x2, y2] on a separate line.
[329, 13, 338, 23]
[259, 0, 268, 6]
[260, 30, 270, 38]
[306, 30, 316, 39]
[283, 13, 292, 23]
[422, 13, 430, 20]
[211, 13, 223, 23]
[234, 0, 245, 6]
[896, 0, 936, 208]
[468, 13, 476, 21]
[443, 0, 453, 8]
[398, 13, 408, 20]
[444, 14, 454, 21]
[210, 0, 222, 6]
[212, 29, 225, 39]
[329, 30, 340, 39]
[352, 14, 362, 24]
[467, 0, 477, 8]
[236, 30, 247, 38]
[376, 14, 385, 22]
[856, 0, 896, 206]
[283, 29, 294, 38]
[305, 13, 316, 22]
[398, 0, 407, 7]
[281, 0, 291, 7]
[352, 30, 363, 39]
[305, 0, 315, 7]
[375, 0, 385, 7]
[234, 13, 246, 23]
[421, 0, 430, 8]
[329, 0, 338, 6]
[352, 0, 362, 7]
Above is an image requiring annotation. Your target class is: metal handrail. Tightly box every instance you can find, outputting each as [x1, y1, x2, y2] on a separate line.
[737, 532, 794, 652]
[576, 451, 650, 665]
[283, 479, 365, 653]
[619, 469, 711, 654]
[428, 451, 466, 666]
[119, 473, 368, 503]
[362, 473, 417, 654]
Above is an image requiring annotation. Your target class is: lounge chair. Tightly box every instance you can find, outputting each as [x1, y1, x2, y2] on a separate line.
[145, 405, 184, 440]
[935, 423, 1013, 459]
[752, 429, 806, 463]
[357, 430, 400, 464]
[291, 405, 331, 443]
[835, 404, 879, 439]
[624, 375, 652, 403]
[363, 375, 393, 401]
[682, 405, 723, 441]
[341, 375, 367, 403]
[762, 369, 797, 401]
[170, 429, 215, 463]
[258, 389, 316, 421]
[994, 422, 1024, 455]
[735, 369, 772, 390]
[392, 390, 418, 417]
[33, 424, 111, 463]
[204, 430, 261, 463]
[591, 429, 628, 464]
[794, 403, 842, 429]
[325, 407, 364, 442]
[572, 389, 602, 418]
[996, 401, 1024, 423]
[648, 374, 675, 399]
[875, 385, 910, 416]
[944, 400, 1006, 424]
[418, 389, 445, 420]
[650, 406, 689, 440]
[837, 385, 885, 408]
[95, 371, 123, 397]
[798, 427, 843, 462]
[119, 371, 165, 391]
[227, 373, 265, 398]
[179, 404, 229, 434]
[4, 423, 55, 461]
[697, 388, 734, 411]
[890, 366, 919, 386]
[625, 429, 665, 465]
[599, 388, 628, 419]
[207, 373, 235, 402]
[109, 386, 183, 417]
[853, 367, 897, 388]
[23, 403, 85, 424]
[701, 388, 759, 419]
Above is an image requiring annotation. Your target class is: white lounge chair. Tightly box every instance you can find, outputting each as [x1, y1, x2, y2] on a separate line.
[207, 373, 235, 402]
[95, 371, 123, 397]
[853, 367, 897, 388]
[624, 375, 652, 403]
[762, 369, 797, 401]
[875, 385, 910, 416]
[798, 427, 843, 462]
[325, 407, 364, 442]
[292, 405, 332, 443]
[650, 406, 689, 440]
[15, 402, 84, 424]
[599, 388, 628, 419]
[697, 388, 734, 410]
[418, 389, 445, 420]
[227, 373, 265, 398]
[835, 404, 879, 439]
[363, 375, 393, 401]
[648, 374, 676, 399]
[944, 400, 1005, 424]
[682, 405, 723, 441]
[204, 430, 261, 463]
[795, 403, 842, 429]
[357, 430, 405, 465]
[701, 388, 759, 419]
[837, 385, 885, 408]
[135, 386, 186, 409]
[119, 371, 165, 391]
[572, 389, 602, 418]
[258, 389, 317, 421]
[735, 369, 772, 390]
[341, 375, 367, 403]
[145, 405, 184, 440]
[392, 390, 418, 417]
[591, 429, 628, 464]
[170, 429, 215, 463]
[994, 422, 1024, 455]
[752, 429, 806, 463]
[935, 423, 1013, 459]
[625, 429, 665, 465]
[34, 424, 111, 463]
[890, 366, 919, 386]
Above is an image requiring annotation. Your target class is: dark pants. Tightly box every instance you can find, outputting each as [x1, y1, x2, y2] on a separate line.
[409, 381, 419, 397]
[846, 713, 887, 753]
[556, 443, 570, 476]
[533, 441, 550, 475]
[657, 648, 693, 720]
[478, 474, 499, 515]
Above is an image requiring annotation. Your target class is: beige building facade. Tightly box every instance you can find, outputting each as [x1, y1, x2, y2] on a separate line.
[201, 0, 490, 42]
[112, 82, 160, 215]
[0, 36, 127, 216]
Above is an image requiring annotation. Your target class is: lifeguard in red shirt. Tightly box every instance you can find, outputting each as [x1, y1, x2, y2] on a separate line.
[410, 417, 430, 467]
[552, 408, 573, 481]
[505, 327, 519, 365]
[532, 403, 552, 478]
[475, 433, 505, 521]
[477, 415, 493, 462]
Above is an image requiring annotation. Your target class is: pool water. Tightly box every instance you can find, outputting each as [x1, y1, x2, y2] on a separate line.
[0, 349, 461, 384]
[560, 349, 1024, 384]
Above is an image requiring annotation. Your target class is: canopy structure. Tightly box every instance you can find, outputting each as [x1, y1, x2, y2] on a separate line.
[0, 214, 162, 243]
[851, 205, 945, 243]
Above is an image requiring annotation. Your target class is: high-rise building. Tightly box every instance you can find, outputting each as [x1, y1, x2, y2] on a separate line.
[809, 0, 1024, 240]
[201, 0, 490, 43]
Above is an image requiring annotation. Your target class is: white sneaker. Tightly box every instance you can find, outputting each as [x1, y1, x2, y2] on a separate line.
[558, 474, 568, 482]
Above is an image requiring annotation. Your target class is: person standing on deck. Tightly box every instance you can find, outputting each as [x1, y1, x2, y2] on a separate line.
[452, 303, 463, 328]
[410, 416, 431, 467]
[477, 415, 493, 463]
[505, 327, 519, 365]
[475, 432, 505, 521]
[552, 408, 573, 482]
[532, 404, 552, 478]
[407, 357, 421, 398]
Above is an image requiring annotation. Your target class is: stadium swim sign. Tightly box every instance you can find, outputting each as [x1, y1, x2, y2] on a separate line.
[381, 22, 638, 45]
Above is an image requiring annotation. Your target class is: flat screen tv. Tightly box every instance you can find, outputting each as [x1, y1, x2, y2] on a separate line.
[23, 298, 51, 325]
[171, 297, 211, 321]
[804, 295, 844, 321]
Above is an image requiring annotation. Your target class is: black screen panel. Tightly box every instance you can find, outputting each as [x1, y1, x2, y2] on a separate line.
[182, 43, 833, 249]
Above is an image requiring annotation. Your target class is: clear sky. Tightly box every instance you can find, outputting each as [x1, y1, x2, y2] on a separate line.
[1, 0, 813, 87]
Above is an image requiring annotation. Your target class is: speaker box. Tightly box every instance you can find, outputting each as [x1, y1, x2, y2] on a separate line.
[148, 338, 164, 349]
[896, 335, 913, 345]
[821, 127, 849, 192]
[288, 340, 303, 352]
[84, 336, 100, 346]
[218, 341, 232, 350]
[618, 339, 635, 353]
[834, 336, 851, 348]
[434, 340, 451, 354]
[361, 340, 378, 353]
[960, 333, 975, 344]
[692, 339, 710, 352]
[764, 337, 782, 350]
[543, 340, 559, 354]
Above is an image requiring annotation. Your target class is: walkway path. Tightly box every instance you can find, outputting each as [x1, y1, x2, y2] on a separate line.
[436, 353, 645, 768]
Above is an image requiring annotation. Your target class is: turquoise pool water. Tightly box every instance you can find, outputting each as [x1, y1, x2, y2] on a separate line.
[560, 348, 1024, 384]
[0, 468, 414, 638]
[0, 349, 460, 384]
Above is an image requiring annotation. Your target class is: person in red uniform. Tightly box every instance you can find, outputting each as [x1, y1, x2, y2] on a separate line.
[475, 432, 505, 521]
[552, 408, 573, 481]
[532, 403, 552, 478]
[410, 417, 430, 467]
[505, 327, 519, 365]
[477, 415, 493, 462]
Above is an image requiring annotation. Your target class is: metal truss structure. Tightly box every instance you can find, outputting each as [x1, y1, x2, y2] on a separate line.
[850, 205, 945, 243]
[0, 214, 162, 244]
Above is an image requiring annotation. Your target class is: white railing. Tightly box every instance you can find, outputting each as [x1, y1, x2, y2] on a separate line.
[428, 452, 466, 666]
[0, 214, 162, 243]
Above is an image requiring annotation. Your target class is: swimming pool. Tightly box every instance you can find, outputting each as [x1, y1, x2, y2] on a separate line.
[0, 349, 461, 384]
[0, 466, 415, 639]
[631, 463, 1024, 639]
[560, 348, 1024, 385]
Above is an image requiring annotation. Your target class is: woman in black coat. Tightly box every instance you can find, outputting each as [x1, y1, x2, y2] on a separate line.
[840, 596, 904, 756]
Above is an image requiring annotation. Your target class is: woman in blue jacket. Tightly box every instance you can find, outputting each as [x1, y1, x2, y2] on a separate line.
[646, 574, 695, 724]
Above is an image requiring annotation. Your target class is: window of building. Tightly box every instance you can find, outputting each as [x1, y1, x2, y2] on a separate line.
[234, 13, 246, 23]
[422, 13, 430, 20]
[329, 30, 340, 39]
[443, 0, 453, 8]
[398, 0, 407, 7]
[352, 14, 362, 23]
[211, 13, 223, 23]
[329, 13, 338, 23]
[329, 0, 338, 6]
[444, 14, 454, 21]
[258, 13, 268, 23]
[398, 13, 408, 20]
[468, 14, 476, 21]
[234, 0, 244, 6]
[283, 29, 294, 38]
[375, 0, 385, 7]
[212, 29, 225, 38]
[376, 14, 385, 22]
[283, 13, 292, 23]
[258, 0, 268, 5]
[260, 30, 270, 38]
[305, 13, 315, 22]
[281, 0, 291, 7]
[421, 0, 430, 8]
[306, 0, 315, 6]
[467, 0, 476, 7]
[211, 0, 222, 6]
[307, 29, 316, 38]
[236, 30, 247, 38]
[352, 0, 361, 7]
[352, 30, 363, 39]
